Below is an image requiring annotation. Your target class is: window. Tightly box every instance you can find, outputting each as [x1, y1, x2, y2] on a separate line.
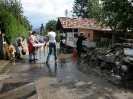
[88, 33, 90, 37]
[74, 34, 78, 37]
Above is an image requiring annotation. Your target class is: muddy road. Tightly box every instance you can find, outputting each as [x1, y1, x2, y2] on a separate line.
[0, 49, 133, 99]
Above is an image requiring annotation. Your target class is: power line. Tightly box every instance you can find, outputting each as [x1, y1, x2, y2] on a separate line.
[50, 0, 71, 16]
[51, 0, 63, 8]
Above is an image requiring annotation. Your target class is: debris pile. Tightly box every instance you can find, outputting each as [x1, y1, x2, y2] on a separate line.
[98, 44, 133, 81]
[81, 37, 133, 88]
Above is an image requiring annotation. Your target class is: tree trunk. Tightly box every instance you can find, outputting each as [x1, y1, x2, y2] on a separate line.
[112, 31, 115, 47]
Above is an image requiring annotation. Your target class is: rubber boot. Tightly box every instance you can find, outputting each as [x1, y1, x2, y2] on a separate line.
[16, 53, 23, 60]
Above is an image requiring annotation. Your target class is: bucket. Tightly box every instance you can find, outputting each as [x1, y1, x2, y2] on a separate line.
[73, 51, 78, 57]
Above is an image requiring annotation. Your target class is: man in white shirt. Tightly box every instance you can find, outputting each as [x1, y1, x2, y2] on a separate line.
[44, 27, 57, 63]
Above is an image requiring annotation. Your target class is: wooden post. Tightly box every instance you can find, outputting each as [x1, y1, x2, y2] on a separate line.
[0, 34, 5, 60]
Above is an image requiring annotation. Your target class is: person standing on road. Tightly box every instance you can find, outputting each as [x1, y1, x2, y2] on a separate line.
[76, 32, 86, 58]
[60, 32, 67, 53]
[44, 26, 57, 63]
[13, 36, 25, 60]
[30, 31, 39, 60]
[26, 31, 32, 57]
[31, 31, 39, 44]
[28, 36, 35, 61]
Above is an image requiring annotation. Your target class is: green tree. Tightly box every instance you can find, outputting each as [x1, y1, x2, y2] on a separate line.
[0, 10, 28, 44]
[73, 0, 93, 18]
[100, 0, 133, 46]
[46, 20, 57, 31]
[45, 20, 60, 40]
[0, 0, 32, 30]
[90, 0, 103, 21]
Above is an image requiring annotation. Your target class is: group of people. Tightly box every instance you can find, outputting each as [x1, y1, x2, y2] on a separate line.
[13, 26, 87, 63]
[26, 31, 39, 61]
[12, 31, 39, 60]
[59, 32, 87, 58]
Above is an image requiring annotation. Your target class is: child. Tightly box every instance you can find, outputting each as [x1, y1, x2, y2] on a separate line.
[28, 36, 35, 61]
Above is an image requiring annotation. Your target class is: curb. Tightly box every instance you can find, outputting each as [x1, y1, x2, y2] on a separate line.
[0, 60, 15, 75]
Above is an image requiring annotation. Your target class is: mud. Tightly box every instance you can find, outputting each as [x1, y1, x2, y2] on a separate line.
[0, 43, 133, 98]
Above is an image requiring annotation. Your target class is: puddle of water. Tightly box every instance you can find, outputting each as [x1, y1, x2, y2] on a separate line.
[0, 62, 15, 75]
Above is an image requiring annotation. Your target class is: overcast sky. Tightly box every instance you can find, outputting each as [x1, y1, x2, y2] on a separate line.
[21, 0, 75, 29]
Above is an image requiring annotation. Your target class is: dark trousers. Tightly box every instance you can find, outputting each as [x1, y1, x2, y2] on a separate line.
[15, 52, 20, 59]
[77, 45, 82, 57]
[77, 48, 82, 57]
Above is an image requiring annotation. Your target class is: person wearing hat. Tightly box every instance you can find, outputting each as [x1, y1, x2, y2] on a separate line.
[76, 32, 87, 58]
[13, 36, 25, 60]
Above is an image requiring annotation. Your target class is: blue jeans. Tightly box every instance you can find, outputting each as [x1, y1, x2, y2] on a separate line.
[60, 47, 66, 52]
[14, 45, 20, 54]
[46, 42, 57, 61]
[29, 52, 35, 60]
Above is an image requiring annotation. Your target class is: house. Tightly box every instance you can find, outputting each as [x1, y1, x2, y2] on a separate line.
[56, 17, 113, 42]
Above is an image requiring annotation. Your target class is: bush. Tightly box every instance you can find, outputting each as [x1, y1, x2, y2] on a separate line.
[0, 11, 28, 44]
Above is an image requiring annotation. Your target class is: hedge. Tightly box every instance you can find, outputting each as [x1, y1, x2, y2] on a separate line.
[0, 10, 28, 44]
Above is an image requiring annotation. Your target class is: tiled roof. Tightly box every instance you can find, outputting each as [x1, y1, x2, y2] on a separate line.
[59, 17, 108, 29]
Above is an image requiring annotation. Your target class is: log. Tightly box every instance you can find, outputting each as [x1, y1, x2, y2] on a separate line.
[115, 43, 133, 48]
[119, 37, 133, 43]
[115, 49, 124, 57]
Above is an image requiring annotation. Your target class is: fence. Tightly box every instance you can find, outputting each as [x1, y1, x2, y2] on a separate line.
[95, 37, 111, 48]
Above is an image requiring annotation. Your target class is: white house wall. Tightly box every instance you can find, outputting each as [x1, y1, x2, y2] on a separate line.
[66, 32, 77, 39]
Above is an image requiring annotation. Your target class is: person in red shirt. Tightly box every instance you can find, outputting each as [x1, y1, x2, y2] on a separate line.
[28, 36, 35, 61]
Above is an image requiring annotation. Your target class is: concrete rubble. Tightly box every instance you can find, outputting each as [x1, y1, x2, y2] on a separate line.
[80, 38, 133, 89]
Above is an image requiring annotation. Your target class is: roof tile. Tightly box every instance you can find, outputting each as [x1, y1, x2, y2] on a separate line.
[59, 17, 108, 29]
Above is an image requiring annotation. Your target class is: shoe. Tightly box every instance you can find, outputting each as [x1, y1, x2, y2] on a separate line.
[33, 59, 36, 61]
[18, 58, 23, 60]
[46, 61, 49, 63]
[55, 60, 58, 62]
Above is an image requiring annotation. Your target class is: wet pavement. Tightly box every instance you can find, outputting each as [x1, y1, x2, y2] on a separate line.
[0, 48, 133, 99]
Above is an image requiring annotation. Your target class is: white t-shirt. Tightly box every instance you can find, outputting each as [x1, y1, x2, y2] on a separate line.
[30, 35, 38, 43]
[47, 31, 56, 43]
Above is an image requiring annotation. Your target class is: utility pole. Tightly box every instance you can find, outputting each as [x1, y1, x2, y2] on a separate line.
[72, 14, 74, 39]
[70, 11, 74, 39]
[65, 9, 68, 26]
